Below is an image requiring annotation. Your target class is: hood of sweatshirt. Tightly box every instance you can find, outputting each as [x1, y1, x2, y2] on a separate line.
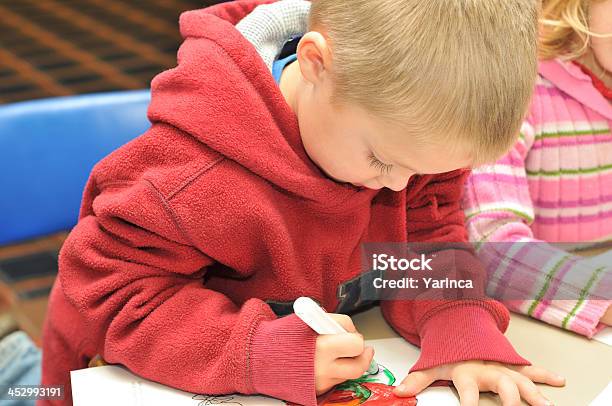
[146, 0, 379, 210]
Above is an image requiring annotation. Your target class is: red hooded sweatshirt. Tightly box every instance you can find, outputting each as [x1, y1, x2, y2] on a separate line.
[39, 1, 529, 405]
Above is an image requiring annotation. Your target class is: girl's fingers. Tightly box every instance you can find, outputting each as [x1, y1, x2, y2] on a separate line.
[453, 376, 480, 406]
[393, 370, 437, 397]
[508, 365, 566, 387]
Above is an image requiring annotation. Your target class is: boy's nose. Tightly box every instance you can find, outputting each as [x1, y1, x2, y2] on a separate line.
[381, 174, 411, 192]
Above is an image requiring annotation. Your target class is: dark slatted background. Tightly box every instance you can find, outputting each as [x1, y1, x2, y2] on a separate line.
[0, 0, 229, 345]
[0, 0, 229, 104]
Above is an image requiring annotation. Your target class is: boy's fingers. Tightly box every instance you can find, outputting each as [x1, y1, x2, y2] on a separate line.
[505, 371, 552, 406]
[315, 377, 346, 396]
[508, 365, 565, 387]
[330, 346, 374, 379]
[476, 368, 503, 391]
[494, 374, 521, 406]
[478, 370, 520, 406]
[329, 313, 357, 333]
[453, 376, 479, 406]
[318, 333, 365, 358]
[393, 370, 436, 397]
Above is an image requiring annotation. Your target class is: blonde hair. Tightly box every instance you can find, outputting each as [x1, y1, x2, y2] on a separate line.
[309, 0, 539, 165]
[539, 0, 611, 60]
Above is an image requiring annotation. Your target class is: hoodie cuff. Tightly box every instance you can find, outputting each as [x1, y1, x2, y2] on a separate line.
[410, 303, 531, 372]
[249, 313, 318, 406]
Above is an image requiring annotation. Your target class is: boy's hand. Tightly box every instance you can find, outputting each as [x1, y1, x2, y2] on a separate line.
[314, 314, 375, 395]
[393, 360, 565, 406]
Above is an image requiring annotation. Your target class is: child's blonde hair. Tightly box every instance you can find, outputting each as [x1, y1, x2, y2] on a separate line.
[539, 0, 611, 60]
[309, 0, 539, 165]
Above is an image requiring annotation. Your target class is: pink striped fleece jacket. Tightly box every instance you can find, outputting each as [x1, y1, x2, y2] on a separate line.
[462, 58, 612, 338]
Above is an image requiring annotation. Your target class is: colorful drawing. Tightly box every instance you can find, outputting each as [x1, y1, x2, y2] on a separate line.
[318, 381, 417, 405]
[288, 364, 417, 406]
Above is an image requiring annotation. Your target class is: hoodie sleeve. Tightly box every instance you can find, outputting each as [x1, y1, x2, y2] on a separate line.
[58, 169, 318, 406]
[380, 169, 531, 372]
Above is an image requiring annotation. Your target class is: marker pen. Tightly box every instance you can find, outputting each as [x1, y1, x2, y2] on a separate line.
[293, 296, 379, 375]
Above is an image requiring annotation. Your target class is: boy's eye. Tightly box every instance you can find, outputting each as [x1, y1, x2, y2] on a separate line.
[368, 153, 393, 174]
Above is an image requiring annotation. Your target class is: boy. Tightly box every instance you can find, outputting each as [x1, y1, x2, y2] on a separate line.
[39, 1, 564, 405]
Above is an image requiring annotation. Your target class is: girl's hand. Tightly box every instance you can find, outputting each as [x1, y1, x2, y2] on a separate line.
[393, 360, 565, 406]
[314, 314, 375, 395]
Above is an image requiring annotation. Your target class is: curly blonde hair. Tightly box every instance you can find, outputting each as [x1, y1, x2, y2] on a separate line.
[539, 0, 611, 60]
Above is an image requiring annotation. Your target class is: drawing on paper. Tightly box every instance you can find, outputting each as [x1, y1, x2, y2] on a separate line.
[192, 394, 246, 405]
[288, 363, 418, 406]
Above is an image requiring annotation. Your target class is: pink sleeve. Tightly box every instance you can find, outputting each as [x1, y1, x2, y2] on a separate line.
[462, 120, 612, 338]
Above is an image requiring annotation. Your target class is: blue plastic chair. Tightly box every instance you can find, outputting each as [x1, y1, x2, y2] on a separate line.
[0, 90, 151, 245]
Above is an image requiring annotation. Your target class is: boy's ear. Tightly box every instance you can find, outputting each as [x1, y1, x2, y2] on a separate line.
[296, 31, 332, 85]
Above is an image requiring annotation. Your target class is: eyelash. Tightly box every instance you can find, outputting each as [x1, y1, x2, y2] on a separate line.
[368, 153, 393, 174]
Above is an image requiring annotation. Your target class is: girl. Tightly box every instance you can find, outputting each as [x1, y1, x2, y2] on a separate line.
[463, 0, 612, 337]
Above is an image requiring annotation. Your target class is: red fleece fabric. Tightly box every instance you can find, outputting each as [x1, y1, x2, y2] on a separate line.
[38, 1, 529, 405]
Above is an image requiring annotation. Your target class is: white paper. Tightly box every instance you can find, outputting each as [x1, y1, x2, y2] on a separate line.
[71, 338, 458, 405]
[70, 366, 282, 405]
[589, 381, 612, 406]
